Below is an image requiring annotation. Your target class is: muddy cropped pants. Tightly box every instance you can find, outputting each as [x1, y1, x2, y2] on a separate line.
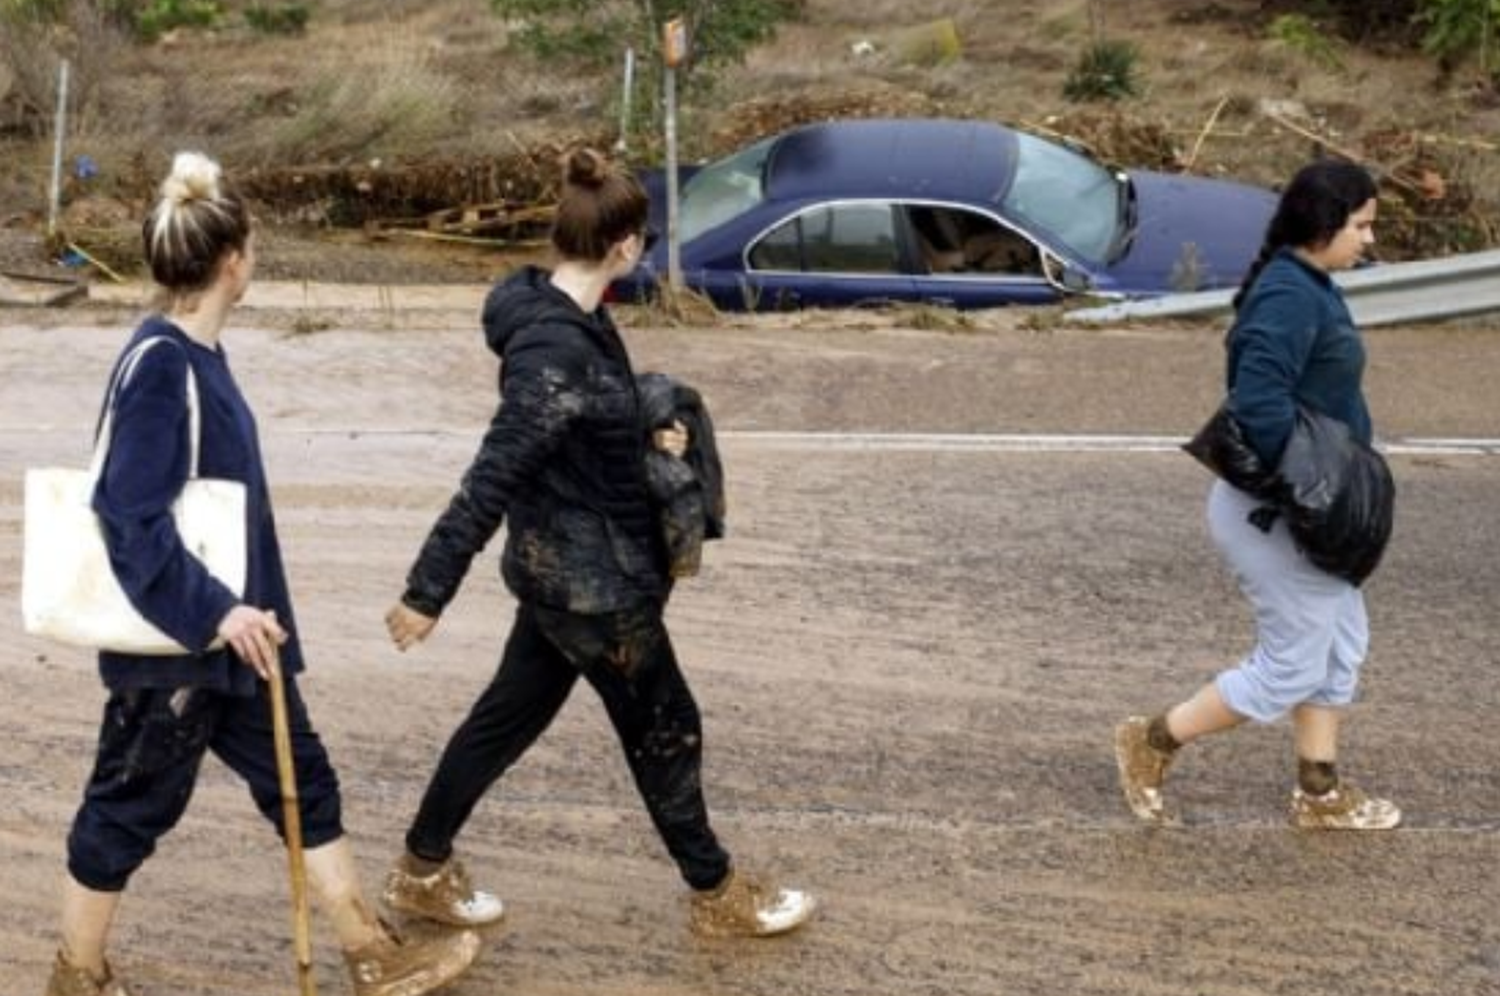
[405, 601, 732, 891]
[1207, 480, 1370, 723]
[67, 678, 344, 892]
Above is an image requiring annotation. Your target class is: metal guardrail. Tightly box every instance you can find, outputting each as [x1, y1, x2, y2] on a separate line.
[1065, 249, 1500, 328]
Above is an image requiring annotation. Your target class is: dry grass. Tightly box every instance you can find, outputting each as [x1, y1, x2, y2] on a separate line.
[255, 43, 458, 165]
[0, 1, 125, 133]
[878, 301, 978, 332]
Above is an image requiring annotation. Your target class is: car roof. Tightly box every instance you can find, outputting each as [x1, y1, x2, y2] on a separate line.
[764, 118, 1020, 208]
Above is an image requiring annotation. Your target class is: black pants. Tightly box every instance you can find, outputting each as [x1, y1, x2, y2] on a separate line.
[405, 602, 732, 891]
[67, 678, 344, 892]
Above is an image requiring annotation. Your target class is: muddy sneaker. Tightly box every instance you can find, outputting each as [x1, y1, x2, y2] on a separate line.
[382, 856, 505, 928]
[1114, 716, 1175, 823]
[1290, 784, 1402, 831]
[688, 867, 816, 938]
[45, 953, 132, 996]
[345, 921, 480, 996]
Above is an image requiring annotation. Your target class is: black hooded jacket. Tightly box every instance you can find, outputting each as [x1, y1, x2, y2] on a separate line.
[402, 266, 667, 616]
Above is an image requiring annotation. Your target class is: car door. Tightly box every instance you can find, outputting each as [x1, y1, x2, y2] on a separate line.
[736, 202, 916, 310]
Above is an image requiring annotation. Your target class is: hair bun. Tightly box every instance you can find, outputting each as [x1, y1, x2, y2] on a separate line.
[563, 148, 608, 189]
[160, 151, 222, 206]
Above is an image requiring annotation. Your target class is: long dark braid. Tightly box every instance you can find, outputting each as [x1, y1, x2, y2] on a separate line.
[1231, 159, 1378, 312]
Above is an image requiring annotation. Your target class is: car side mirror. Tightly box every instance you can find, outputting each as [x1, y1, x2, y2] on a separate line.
[1042, 251, 1093, 294]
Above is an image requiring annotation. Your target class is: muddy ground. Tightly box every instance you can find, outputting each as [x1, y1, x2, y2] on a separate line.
[0, 293, 1497, 996]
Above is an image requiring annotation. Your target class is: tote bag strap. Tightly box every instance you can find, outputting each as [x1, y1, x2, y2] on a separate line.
[88, 336, 203, 483]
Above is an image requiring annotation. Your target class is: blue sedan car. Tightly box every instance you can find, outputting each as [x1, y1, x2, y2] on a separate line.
[612, 117, 1277, 311]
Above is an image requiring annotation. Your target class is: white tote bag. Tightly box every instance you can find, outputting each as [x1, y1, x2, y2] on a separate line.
[21, 337, 248, 655]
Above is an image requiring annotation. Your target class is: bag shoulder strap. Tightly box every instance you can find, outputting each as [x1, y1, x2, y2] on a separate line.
[89, 335, 202, 482]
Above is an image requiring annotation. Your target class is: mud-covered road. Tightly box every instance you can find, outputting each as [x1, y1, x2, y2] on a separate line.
[2, 297, 1497, 996]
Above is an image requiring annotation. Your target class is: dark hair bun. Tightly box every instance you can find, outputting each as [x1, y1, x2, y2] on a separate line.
[564, 148, 609, 189]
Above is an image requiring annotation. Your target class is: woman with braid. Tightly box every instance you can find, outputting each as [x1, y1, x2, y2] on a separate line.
[1114, 160, 1401, 831]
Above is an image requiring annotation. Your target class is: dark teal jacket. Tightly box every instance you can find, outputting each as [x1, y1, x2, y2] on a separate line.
[1227, 248, 1372, 466]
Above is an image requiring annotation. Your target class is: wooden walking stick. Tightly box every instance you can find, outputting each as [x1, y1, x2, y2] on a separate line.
[268, 649, 319, 996]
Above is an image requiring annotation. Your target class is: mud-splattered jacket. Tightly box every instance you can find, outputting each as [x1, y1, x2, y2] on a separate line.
[402, 266, 667, 617]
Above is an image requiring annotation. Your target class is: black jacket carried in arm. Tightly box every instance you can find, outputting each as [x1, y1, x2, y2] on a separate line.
[637, 372, 726, 578]
[403, 266, 667, 617]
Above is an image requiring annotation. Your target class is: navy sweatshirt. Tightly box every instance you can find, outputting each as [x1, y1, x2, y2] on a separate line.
[91, 316, 302, 694]
[1226, 248, 1372, 466]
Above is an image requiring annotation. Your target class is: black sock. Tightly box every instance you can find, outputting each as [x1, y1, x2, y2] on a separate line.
[1146, 714, 1181, 754]
[1298, 758, 1339, 796]
[402, 852, 445, 876]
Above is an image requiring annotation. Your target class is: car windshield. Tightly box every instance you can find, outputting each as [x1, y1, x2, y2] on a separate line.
[679, 136, 774, 244]
[1002, 133, 1123, 263]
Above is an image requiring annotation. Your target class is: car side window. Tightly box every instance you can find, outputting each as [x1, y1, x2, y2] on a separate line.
[907, 206, 1041, 276]
[750, 204, 899, 275]
[748, 217, 802, 270]
[802, 204, 899, 273]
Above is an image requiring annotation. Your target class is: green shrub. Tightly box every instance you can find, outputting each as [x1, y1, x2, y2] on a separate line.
[132, 0, 221, 42]
[1268, 13, 1345, 70]
[1063, 39, 1141, 102]
[491, 0, 800, 153]
[0, 0, 66, 20]
[1418, 0, 1500, 69]
[492, 0, 798, 72]
[244, 2, 309, 36]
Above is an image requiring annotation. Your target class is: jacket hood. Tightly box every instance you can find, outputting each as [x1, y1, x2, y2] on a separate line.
[482, 265, 601, 356]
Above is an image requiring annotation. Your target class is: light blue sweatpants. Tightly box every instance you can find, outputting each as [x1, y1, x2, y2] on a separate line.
[1207, 480, 1369, 724]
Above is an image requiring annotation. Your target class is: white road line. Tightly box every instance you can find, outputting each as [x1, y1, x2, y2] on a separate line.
[722, 431, 1185, 452]
[718, 431, 1500, 456]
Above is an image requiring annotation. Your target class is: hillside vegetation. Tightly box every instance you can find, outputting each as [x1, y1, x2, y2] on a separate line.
[2, 0, 1498, 280]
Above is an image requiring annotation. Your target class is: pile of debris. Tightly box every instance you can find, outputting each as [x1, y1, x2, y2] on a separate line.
[1361, 127, 1496, 260]
[236, 131, 611, 236]
[1023, 108, 1181, 171]
[28, 88, 1498, 285]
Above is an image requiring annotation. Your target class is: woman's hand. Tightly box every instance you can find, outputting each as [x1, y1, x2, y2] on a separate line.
[653, 419, 689, 458]
[217, 605, 288, 681]
[386, 602, 438, 652]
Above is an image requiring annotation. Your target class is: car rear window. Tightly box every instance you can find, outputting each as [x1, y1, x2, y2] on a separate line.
[679, 136, 774, 244]
[1003, 133, 1121, 263]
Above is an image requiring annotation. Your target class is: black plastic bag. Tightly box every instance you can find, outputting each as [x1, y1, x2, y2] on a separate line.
[1275, 407, 1395, 587]
[1182, 403, 1279, 499]
[1184, 403, 1395, 586]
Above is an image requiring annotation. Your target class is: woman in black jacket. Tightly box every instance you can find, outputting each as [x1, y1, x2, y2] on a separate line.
[381, 148, 815, 938]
